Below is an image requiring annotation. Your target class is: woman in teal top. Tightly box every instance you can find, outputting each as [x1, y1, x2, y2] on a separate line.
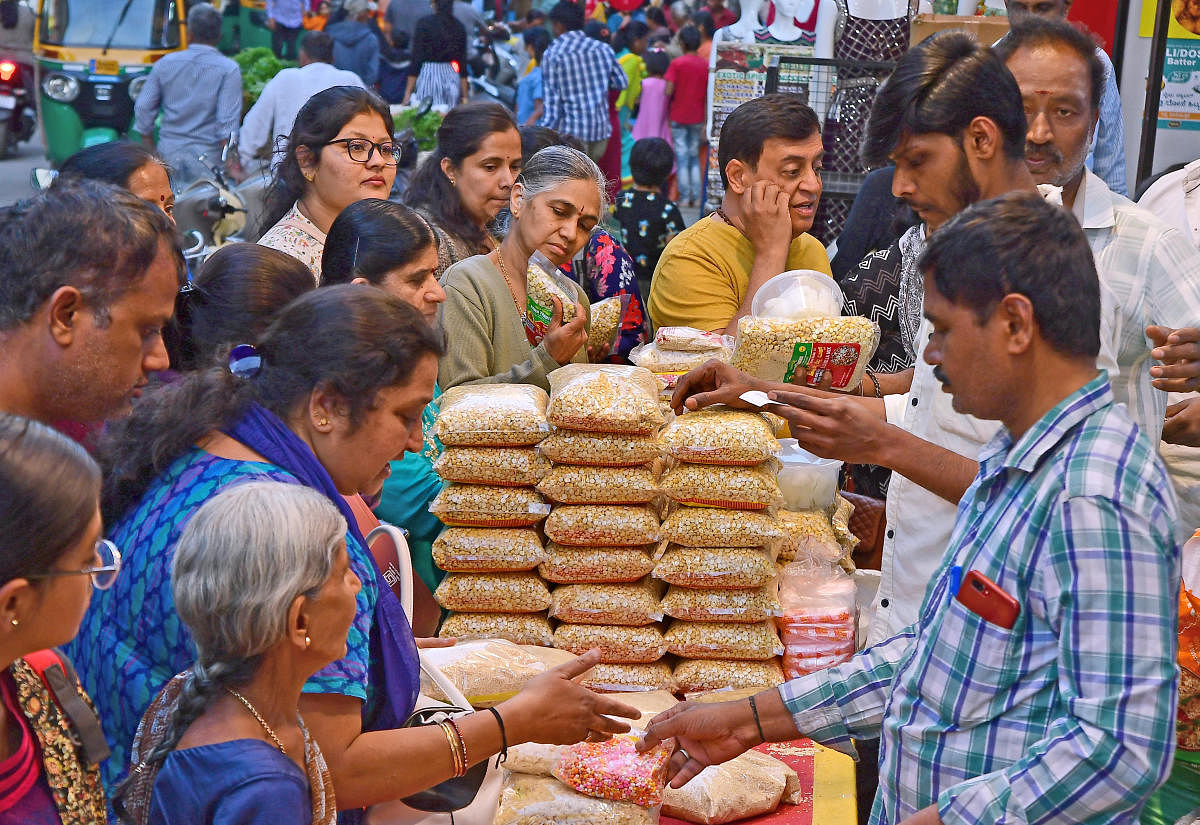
[321, 199, 448, 593]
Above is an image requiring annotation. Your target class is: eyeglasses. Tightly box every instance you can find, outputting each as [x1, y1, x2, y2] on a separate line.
[27, 539, 123, 591]
[326, 138, 403, 166]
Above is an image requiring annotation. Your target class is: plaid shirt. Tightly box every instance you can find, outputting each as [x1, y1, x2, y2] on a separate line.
[541, 30, 627, 142]
[1072, 170, 1200, 446]
[782, 374, 1180, 825]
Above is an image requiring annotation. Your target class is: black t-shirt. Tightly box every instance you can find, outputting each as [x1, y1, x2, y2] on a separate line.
[611, 188, 685, 291]
[409, 13, 467, 76]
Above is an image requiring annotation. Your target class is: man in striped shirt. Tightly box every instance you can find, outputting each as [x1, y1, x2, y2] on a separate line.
[642, 192, 1180, 825]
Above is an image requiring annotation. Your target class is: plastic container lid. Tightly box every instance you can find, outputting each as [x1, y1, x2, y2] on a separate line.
[751, 270, 845, 320]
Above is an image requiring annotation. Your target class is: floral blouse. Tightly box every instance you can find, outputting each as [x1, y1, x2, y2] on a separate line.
[258, 202, 326, 282]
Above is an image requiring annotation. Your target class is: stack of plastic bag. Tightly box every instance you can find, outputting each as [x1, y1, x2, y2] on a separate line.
[653, 408, 788, 694]
[777, 561, 857, 679]
[430, 385, 555, 645]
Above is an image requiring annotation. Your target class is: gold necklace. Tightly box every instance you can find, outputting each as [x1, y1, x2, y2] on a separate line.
[493, 249, 529, 323]
[227, 688, 287, 755]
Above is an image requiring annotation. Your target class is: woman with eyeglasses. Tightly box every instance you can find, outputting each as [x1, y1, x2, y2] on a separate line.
[0, 413, 117, 824]
[258, 86, 402, 281]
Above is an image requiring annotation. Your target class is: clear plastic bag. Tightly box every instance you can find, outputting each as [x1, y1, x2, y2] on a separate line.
[434, 447, 551, 487]
[536, 464, 659, 505]
[652, 546, 777, 589]
[661, 751, 789, 824]
[660, 585, 782, 623]
[730, 315, 880, 390]
[432, 527, 548, 573]
[540, 543, 656, 584]
[429, 484, 551, 528]
[776, 509, 843, 564]
[417, 639, 553, 707]
[629, 342, 730, 373]
[549, 580, 665, 626]
[437, 612, 554, 646]
[580, 661, 678, 693]
[547, 364, 664, 434]
[654, 326, 731, 353]
[505, 743, 568, 776]
[778, 561, 857, 679]
[554, 732, 672, 806]
[664, 621, 783, 660]
[553, 623, 667, 663]
[539, 430, 662, 467]
[435, 384, 551, 447]
[589, 295, 628, 355]
[659, 462, 783, 510]
[659, 507, 785, 548]
[776, 440, 841, 511]
[544, 505, 660, 547]
[495, 772, 659, 825]
[672, 658, 786, 694]
[433, 572, 552, 613]
[658, 409, 780, 466]
[525, 250, 581, 345]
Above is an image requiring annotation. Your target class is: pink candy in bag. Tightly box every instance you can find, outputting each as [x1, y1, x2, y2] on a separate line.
[553, 732, 672, 806]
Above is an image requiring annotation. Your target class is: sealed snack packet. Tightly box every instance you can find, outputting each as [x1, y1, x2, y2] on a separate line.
[433, 572, 552, 613]
[659, 462, 784, 510]
[658, 409, 780, 466]
[432, 527, 548, 573]
[730, 315, 880, 390]
[494, 772, 658, 825]
[589, 295, 628, 355]
[433, 447, 551, 486]
[437, 612, 554, 646]
[629, 342, 731, 373]
[540, 544, 657, 584]
[428, 484, 551, 528]
[524, 250, 580, 345]
[435, 384, 551, 447]
[547, 364, 664, 434]
[553, 732, 673, 806]
[654, 326, 731, 352]
[539, 429, 662, 467]
[652, 546, 777, 589]
[417, 639, 554, 707]
[581, 661, 678, 693]
[536, 464, 660, 505]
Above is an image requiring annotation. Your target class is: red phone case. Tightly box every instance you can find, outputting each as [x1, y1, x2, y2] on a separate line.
[954, 569, 1020, 629]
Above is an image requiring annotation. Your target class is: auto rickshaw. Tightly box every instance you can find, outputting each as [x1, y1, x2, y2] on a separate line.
[218, 0, 271, 54]
[33, 0, 187, 165]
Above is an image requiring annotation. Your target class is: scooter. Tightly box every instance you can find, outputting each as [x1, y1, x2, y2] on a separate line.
[0, 55, 36, 158]
[466, 24, 518, 110]
[174, 144, 271, 267]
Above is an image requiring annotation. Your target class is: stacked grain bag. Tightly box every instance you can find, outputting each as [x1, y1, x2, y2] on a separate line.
[655, 408, 789, 694]
[629, 326, 733, 414]
[429, 385, 554, 646]
[537, 364, 675, 693]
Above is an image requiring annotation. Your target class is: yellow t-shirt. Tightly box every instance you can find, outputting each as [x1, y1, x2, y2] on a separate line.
[646, 217, 832, 332]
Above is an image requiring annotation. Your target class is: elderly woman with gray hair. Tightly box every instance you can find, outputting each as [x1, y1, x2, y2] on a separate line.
[113, 482, 356, 825]
[437, 146, 604, 391]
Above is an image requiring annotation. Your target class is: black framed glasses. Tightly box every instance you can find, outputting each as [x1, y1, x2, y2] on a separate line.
[326, 138, 403, 166]
[27, 539, 123, 591]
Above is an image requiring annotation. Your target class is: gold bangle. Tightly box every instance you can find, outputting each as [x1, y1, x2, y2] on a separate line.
[439, 721, 465, 777]
[446, 717, 469, 775]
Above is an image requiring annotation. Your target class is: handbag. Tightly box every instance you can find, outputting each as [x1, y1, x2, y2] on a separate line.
[362, 526, 505, 825]
[839, 491, 886, 571]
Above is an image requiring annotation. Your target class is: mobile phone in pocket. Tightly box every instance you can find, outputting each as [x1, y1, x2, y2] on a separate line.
[954, 569, 1020, 629]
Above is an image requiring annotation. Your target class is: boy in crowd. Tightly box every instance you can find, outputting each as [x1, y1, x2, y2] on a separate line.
[613, 137, 686, 299]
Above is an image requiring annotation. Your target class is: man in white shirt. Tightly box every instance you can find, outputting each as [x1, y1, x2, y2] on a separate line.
[996, 18, 1200, 540]
[238, 31, 364, 172]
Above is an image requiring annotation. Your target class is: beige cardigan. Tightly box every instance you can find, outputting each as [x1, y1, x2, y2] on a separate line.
[438, 254, 590, 392]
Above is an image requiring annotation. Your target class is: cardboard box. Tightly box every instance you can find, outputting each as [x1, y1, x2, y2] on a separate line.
[910, 13, 1011, 45]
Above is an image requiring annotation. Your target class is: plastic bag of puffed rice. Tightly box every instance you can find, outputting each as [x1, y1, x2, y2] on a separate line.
[629, 342, 730, 374]
[651, 546, 777, 589]
[547, 364, 664, 434]
[494, 771, 660, 825]
[540, 543, 656, 584]
[654, 326, 731, 353]
[433, 572, 552, 613]
[664, 621, 784, 660]
[660, 751, 789, 825]
[659, 507, 785, 548]
[545, 505, 660, 547]
[435, 384, 551, 447]
[589, 295, 628, 356]
[417, 639, 553, 707]
[659, 462, 783, 510]
[429, 484, 551, 527]
[505, 742, 569, 776]
[524, 250, 581, 345]
[433, 447, 550, 486]
[549, 579, 665, 626]
[437, 612, 554, 646]
[658, 408, 780, 466]
[659, 585, 782, 623]
[431, 528, 548, 573]
[580, 661, 678, 694]
[553, 623, 667, 663]
[673, 658, 785, 694]
[776, 509, 843, 564]
[539, 430, 662, 467]
[730, 314, 880, 390]
[536, 464, 659, 506]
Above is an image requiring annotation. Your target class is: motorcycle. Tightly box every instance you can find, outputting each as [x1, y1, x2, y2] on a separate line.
[0, 55, 36, 158]
[466, 24, 519, 110]
[174, 143, 271, 268]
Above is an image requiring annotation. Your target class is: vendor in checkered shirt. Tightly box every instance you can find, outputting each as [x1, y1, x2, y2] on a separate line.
[641, 191, 1180, 825]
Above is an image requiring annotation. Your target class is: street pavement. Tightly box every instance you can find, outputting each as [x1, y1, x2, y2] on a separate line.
[0, 131, 44, 206]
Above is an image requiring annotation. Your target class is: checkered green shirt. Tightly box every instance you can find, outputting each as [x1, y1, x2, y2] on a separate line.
[780, 374, 1181, 825]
